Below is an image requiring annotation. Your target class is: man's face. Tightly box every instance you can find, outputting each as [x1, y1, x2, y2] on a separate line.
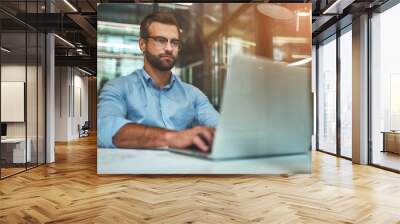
[140, 22, 180, 72]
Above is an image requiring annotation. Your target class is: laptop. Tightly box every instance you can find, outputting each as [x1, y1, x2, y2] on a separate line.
[168, 54, 313, 160]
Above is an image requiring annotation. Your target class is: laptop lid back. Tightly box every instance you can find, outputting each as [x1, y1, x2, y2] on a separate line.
[210, 54, 312, 159]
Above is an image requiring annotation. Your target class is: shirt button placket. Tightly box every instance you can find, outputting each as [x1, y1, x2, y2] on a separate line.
[159, 89, 167, 128]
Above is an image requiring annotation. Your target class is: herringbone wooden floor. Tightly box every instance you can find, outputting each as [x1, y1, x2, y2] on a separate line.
[1, 134, 400, 224]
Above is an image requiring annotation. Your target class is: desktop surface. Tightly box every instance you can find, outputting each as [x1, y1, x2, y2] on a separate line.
[97, 148, 311, 174]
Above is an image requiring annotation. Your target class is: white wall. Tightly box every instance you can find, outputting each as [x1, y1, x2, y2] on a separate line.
[1, 65, 39, 137]
[54, 67, 89, 141]
[1, 64, 46, 164]
[1, 65, 26, 140]
[55, 66, 69, 141]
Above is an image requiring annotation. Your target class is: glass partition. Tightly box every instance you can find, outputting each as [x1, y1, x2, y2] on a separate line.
[0, 1, 46, 179]
[27, 0, 39, 169]
[317, 36, 337, 155]
[1, 31, 28, 177]
[27, 30, 38, 169]
[339, 28, 352, 158]
[371, 3, 400, 171]
[37, 31, 45, 165]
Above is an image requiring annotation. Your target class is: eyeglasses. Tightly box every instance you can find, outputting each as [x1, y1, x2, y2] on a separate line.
[145, 36, 181, 50]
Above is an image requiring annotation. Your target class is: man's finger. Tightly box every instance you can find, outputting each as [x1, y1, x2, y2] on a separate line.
[193, 136, 209, 152]
[199, 130, 213, 145]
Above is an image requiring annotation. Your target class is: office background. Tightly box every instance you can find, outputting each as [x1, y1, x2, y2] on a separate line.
[0, 0, 399, 177]
[0, 1, 46, 178]
[313, 1, 400, 171]
[97, 3, 312, 111]
[0, 0, 97, 179]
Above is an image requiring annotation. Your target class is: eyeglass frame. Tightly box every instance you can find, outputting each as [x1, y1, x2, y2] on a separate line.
[144, 36, 182, 50]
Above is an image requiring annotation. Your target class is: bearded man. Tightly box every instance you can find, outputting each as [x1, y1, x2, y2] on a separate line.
[98, 12, 219, 152]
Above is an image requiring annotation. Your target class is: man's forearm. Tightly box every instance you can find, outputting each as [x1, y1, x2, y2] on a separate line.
[112, 123, 174, 149]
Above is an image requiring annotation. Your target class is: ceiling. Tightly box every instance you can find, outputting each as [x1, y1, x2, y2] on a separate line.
[311, 0, 390, 43]
[0, 0, 394, 74]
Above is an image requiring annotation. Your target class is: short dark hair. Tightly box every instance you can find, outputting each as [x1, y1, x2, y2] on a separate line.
[140, 12, 181, 39]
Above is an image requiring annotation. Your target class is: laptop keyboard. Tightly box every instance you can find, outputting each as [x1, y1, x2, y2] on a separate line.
[187, 144, 212, 153]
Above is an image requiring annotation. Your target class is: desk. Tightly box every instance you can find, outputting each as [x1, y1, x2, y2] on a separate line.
[1, 138, 31, 163]
[98, 148, 311, 174]
[382, 131, 400, 154]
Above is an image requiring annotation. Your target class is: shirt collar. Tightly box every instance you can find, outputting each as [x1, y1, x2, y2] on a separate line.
[140, 68, 177, 90]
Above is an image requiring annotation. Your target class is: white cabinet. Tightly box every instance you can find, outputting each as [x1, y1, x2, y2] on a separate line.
[1, 138, 32, 163]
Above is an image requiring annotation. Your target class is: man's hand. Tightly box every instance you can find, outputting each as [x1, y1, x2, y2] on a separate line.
[165, 126, 215, 152]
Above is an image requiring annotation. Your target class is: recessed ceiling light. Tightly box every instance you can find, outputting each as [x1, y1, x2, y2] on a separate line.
[78, 67, 92, 76]
[1, 47, 11, 53]
[322, 0, 354, 15]
[63, 0, 78, 12]
[54, 34, 75, 48]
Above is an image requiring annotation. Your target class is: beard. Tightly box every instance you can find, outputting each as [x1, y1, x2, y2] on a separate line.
[144, 50, 177, 71]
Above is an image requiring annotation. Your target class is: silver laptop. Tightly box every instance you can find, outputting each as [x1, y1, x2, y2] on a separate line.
[169, 54, 312, 160]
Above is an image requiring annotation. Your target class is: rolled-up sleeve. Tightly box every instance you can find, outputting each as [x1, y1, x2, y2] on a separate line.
[192, 87, 219, 128]
[97, 79, 132, 148]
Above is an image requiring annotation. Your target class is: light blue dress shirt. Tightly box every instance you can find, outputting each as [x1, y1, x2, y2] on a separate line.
[97, 68, 219, 148]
